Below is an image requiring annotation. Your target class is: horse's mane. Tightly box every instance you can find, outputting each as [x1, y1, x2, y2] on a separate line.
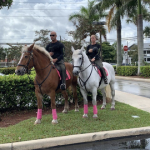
[22, 45, 53, 63]
[34, 45, 53, 63]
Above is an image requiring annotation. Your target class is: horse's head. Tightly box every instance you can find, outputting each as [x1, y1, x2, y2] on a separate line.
[15, 44, 34, 75]
[71, 46, 85, 76]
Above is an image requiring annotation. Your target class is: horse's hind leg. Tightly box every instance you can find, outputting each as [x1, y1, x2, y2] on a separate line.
[71, 84, 79, 112]
[62, 91, 69, 113]
[34, 91, 43, 125]
[50, 90, 58, 124]
[101, 88, 106, 109]
[109, 81, 115, 110]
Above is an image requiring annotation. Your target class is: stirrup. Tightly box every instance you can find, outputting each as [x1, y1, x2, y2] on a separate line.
[104, 78, 108, 84]
[60, 83, 66, 90]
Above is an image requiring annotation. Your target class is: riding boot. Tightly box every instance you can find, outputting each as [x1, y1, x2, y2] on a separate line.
[100, 67, 108, 84]
[59, 63, 66, 90]
[60, 69, 66, 90]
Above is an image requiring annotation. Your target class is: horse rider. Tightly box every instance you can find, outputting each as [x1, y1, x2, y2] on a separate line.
[46, 31, 66, 90]
[86, 35, 108, 84]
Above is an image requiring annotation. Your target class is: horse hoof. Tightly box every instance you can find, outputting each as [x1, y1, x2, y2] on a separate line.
[52, 119, 58, 124]
[34, 119, 41, 125]
[75, 108, 79, 112]
[101, 107, 105, 110]
[62, 109, 68, 113]
[93, 114, 98, 118]
[111, 108, 115, 110]
[83, 114, 88, 118]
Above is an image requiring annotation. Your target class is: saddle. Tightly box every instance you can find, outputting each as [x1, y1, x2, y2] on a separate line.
[93, 64, 108, 77]
[54, 65, 70, 81]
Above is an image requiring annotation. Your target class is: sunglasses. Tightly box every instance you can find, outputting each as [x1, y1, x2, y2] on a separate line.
[50, 35, 55, 37]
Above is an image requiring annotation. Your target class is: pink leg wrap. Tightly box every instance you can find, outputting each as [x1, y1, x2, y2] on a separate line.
[37, 109, 42, 119]
[93, 105, 98, 114]
[52, 109, 57, 120]
[84, 104, 88, 114]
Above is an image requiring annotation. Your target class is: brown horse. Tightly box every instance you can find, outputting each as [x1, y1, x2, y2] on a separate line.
[15, 44, 79, 124]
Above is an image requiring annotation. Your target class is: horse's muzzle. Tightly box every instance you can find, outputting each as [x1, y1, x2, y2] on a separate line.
[73, 70, 79, 76]
[15, 68, 26, 75]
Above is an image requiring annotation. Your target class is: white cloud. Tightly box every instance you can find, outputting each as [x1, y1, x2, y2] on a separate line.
[0, 0, 149, 48]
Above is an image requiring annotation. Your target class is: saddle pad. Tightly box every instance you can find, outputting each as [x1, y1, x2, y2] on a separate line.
[97, 67, 108, 77]
[56, 69, 70, 80]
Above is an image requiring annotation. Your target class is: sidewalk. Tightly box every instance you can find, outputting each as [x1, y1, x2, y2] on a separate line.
[115, 76, 150, 113]
[0, 76, 150, 150]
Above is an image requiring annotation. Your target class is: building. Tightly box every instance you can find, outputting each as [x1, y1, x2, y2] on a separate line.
[125, 43, 150, 64]
[143, 43, 150, 63]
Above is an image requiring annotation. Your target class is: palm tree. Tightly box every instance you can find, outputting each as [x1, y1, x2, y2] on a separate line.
[69, 0, 107, 43]
[122, 0, 150, 74]
[95, 0, 127, 67]
[96, 0, 150, 68]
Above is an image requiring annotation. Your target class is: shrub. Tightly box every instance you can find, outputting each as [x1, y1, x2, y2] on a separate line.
[140, 66, 150, 77]
[0, 67, 16, 75]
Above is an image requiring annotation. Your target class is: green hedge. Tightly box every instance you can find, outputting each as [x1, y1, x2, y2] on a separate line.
[0, 74, 102, 112]
[140, 66, 150, 77]
[0, 67, 16, 75]
[116, 66, 138, 76]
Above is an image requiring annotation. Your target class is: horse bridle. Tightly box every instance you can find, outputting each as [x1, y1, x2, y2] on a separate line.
[17, 51, 34, 74]
[17, 50, 53, 95]
[73, 53, 93, 92]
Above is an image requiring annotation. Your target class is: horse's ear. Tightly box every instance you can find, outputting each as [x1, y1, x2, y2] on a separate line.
[71, 46, 75, 53]
[29, 43, 34, 51]
[81, 46, 85, 51]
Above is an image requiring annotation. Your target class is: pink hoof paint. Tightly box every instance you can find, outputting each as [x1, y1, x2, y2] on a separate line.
[84, 104, 88, 114]
[93, 105, 97, 114]
[52, 109, 57, 120]
[37, 109, 42, 119]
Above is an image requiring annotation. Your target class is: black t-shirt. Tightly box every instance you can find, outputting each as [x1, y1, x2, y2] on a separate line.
[46, 41, 64, 63]
[86, 43, 101, 60]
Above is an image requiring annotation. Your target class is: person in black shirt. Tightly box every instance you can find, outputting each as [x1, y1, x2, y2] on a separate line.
[86, 35, 108, 84]
[46, 31, 66, 90]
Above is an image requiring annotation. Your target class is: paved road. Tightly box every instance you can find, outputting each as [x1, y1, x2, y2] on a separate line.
[115, 79, 150, 98]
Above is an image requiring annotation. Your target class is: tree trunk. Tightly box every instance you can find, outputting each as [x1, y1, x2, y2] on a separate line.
[99, 31, 103, 61]
[117, 17, 122, 67]
[137, 0, 144, 75]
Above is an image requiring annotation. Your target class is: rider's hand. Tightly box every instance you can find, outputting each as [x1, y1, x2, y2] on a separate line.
[50, 52, 54, 56]
[53, 58, 58, 63]
[91, 57, 95, 62]
[89, 49, 93, 53]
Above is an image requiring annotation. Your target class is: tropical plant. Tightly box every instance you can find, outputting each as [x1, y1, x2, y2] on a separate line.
[68, 0, 107, 42]
[143, 26, 150, 37]
[0, 0, 13, 9]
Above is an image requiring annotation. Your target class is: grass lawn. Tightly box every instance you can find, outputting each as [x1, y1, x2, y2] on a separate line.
[0, 101, 150, 144]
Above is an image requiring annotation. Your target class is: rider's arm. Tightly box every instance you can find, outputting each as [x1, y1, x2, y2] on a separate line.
[94, 44, 101, 58]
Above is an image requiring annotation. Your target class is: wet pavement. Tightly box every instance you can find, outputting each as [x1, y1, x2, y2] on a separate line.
[36, 134, 150, 150]
[115, 79, 150, 98]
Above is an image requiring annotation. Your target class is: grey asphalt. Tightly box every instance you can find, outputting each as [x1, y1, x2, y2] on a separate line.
[1, 76, 150, 150]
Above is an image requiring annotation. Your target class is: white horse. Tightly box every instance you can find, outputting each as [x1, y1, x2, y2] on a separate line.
[71, 46, 115, 118]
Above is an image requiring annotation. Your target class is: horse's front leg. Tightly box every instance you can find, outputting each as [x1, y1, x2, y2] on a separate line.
[61, 91, 69, 113]
[50, 91, 58, 124]
[92, 87, 98, 118]
[101, 88, 106, 109]
[80, 88, 88, 118]
[34, 91, 43, 125]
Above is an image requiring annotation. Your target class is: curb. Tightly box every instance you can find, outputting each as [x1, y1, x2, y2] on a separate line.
[1, 127, 150, 150]
[115, 76, 150, 82]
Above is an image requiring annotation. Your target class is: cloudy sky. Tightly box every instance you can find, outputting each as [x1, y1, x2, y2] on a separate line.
[0, 0, 150, 48]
